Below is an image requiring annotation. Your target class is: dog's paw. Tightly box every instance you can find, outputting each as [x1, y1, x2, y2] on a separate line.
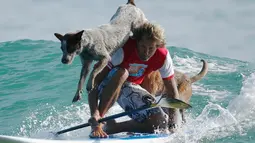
[72, 90, 82, 103]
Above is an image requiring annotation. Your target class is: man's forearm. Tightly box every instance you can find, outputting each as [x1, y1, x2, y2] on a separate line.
[163, 77, 181, 127]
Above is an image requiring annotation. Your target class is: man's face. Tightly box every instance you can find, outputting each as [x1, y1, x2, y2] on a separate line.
[137, 35, 160, 61]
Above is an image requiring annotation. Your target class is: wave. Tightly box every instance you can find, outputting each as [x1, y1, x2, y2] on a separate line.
[0, 39, 254, 142]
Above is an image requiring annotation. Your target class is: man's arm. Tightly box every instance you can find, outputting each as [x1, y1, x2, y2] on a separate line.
[163, 77, 180, 130]
[88, 47, 124, 120]
[159, 50, 178, 99]
[88, 66, 110, 120]
[158, 50, 181, 128]
[87, 65, 110, 138]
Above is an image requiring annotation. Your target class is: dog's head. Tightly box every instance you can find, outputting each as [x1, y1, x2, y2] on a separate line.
[54, 30, 84, 64]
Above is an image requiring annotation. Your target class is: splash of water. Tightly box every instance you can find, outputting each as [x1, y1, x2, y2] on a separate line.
[169, 72, 255, 142]
[227, 72, 255, 127]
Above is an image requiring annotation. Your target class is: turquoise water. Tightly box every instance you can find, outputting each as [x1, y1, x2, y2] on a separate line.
[1, 40, 255, 142]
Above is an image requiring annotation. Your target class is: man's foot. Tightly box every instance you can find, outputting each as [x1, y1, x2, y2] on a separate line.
[88, 117, 108, 138]
[89, 123, 108, 138]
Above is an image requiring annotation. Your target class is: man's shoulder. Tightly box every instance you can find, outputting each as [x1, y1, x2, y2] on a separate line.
[156, 46, 169, 57]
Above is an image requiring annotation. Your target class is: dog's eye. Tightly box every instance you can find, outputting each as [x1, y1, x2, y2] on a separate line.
[65, 40, 80, 53]
[66, 46, 76, 53]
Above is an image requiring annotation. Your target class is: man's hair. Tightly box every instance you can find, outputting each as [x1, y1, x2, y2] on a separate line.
[132, 22, 166, 46]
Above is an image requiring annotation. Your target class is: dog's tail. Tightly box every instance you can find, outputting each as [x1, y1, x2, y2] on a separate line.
[190, 59, 208, 83]
[127, 0, 136, 6]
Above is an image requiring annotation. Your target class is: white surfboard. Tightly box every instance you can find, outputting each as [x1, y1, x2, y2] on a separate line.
[0, 133, 170, 143]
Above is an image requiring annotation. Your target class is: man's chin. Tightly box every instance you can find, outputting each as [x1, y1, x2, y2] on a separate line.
[140, 57, 150, 61]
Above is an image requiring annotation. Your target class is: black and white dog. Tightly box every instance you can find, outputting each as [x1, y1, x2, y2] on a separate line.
[54, 0, 148, 102]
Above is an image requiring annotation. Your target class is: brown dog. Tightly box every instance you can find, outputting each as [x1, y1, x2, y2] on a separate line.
[140, 59, 208, 122]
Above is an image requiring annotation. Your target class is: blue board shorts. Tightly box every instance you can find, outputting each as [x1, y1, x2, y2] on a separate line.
[98, 67, 167, 123]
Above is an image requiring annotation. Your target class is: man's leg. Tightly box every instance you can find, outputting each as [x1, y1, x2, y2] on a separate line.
[103, 83, 169, 135]
[104, 111, 168, 135]
[89, 67, 129, 138]
[88, 66, 111, 120]
[98, 68, 129, 118]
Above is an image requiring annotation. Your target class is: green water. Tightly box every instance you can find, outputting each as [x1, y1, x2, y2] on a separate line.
[0, 40, 255, 142]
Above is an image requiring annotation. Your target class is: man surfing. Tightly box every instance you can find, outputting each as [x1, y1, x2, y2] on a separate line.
[87, 22, 180, 138]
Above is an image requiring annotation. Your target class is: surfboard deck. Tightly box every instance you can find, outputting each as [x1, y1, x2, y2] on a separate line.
[0, 133, 170, 143]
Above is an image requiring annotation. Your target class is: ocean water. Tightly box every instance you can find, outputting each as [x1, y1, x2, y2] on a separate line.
[1, 0, 255, 143]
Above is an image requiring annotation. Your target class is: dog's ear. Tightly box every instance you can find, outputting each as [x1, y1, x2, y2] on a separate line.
[54, 33, 63, 41]
[74, 30, 84, 42]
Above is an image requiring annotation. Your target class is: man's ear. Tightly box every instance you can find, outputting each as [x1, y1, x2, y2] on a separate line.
[54, 33, 63, 41]
[74, 30, 84, 41]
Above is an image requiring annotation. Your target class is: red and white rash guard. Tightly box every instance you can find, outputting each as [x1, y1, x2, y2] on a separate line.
[107, 38, 174, 84]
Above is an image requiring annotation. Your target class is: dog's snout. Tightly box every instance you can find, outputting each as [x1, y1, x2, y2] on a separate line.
[62, 58, 69, 64]
[61, 54, 74, 65]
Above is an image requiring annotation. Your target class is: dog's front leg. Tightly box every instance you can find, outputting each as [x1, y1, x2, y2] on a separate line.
[73, 60, 92, 103]
[86, 56, 110, 92]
